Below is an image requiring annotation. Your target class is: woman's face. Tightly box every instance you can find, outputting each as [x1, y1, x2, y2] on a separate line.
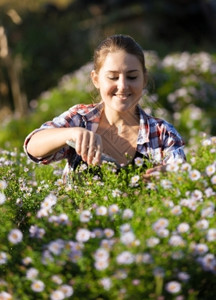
[91, 50, 146, 113]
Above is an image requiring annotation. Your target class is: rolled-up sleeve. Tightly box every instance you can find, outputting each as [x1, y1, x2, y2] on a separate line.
[23, 105, 82, 164]
[162, 124, 186, 164]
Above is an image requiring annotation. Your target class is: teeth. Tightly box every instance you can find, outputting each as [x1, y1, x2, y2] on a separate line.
[115, 94, 129, 98]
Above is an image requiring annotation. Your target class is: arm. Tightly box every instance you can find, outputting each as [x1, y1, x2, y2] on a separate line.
[26, 127, 103, 165]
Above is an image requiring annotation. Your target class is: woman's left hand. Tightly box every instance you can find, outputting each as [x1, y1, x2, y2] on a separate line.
[142, 165, 167, 181]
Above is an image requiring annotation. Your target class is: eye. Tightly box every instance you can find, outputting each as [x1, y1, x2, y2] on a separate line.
[108, 77, 119, 81]
[127, 76, 137, 80]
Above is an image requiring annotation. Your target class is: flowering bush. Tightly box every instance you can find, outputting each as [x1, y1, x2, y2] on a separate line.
[1, 51, 216, 150]
[0, 135, 215, 299]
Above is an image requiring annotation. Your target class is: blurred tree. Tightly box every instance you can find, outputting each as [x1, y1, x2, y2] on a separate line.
[0, 0, 216, 121]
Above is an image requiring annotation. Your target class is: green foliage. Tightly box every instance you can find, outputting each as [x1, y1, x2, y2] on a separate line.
[1, 51, 216, 152]
[0, 135, 216, 299]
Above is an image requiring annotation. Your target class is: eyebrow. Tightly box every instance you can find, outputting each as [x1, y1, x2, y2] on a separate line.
[106, 70, 139, 73]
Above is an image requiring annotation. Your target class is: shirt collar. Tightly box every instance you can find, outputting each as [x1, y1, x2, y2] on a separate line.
[81, 102, 104, 122]
[80, 102, 150, 144]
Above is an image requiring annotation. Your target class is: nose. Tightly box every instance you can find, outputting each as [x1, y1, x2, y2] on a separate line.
[117, 75, 128, 91]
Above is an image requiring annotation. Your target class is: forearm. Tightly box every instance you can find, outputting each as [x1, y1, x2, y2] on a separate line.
[26, 127, 77, 158]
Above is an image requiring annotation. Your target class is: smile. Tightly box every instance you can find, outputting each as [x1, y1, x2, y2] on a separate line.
[114, 94, 131, 99]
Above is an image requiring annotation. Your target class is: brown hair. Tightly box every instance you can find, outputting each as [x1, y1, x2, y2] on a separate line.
[93, 34, 147, 75]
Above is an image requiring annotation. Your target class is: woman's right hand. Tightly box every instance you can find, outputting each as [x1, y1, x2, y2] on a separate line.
[72, 127, 103, 166]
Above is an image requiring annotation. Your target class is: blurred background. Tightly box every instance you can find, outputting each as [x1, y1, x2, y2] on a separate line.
[0, 0, 216, 149]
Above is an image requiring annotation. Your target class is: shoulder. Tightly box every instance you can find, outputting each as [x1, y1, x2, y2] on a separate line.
[138, 105, 184, 141]
[68, 103, 97, 116]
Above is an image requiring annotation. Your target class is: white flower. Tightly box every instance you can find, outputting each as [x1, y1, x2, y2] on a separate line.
[153, 218, 169, 231]
[112, 189, 122, 197]
[48, 239, 64, 255]
[116, 251, 134, 265]
[171, 205, 182, 215]
[29, 225, 45, 238]
[50, 290, 65, 300]
[51, 275, 62, 285]
[0, 180, 7, 189]
[94, 248, 109, 261]
[134, 157, 144, 167]
[205, 187, 215, 197]
[120, 231, 136, 245]
[0, 291, 12, 299]
[93, 228, 104, 238]
[57, 213, 69, 224]
[211, 175, 216, 184]
[166, 163, 179, 172]
[191, 189, 203, 201]
[76, 228, 91, 242]
[177, 271, 190, 282]
[177, 223, 190, 234]
[130, 175, 140, 187]
[60, 284, 74, 297]
[41, 193, 57, 209]
[37, 208, 49, 218]
[206, 228, 216, 241]
[96, 206, 107, 216]
[201, 206, 214, 218]
[0, 192, 6, 205]
[100, 239, 115, 250]
[169, 235, 185, 247]
[195, 243, 209, 255]
[196, 219, 209, 230]
[100, 277, 112, 290]
[79, 163, 88, 172]
[104, 228, 114, 238]
[189, 169, 201, 181]
[0, 252, 7, 264]
[157, 228, 169, 238]
[26, 268, 39, 280]
[165, 281, 181, 294]
[22, 256, 32, 265]
[79, 210, 92, 222]
[8, 229, 23, 244]
[142, 253, 153, 264]
[146, 237, 160, 248]
[31, 280, 45, 292]
[206, 164, 215, 176]
[120, 223, 131, 233]
[146, 182, 156, 190]
[181, 162, 191, 172]
[160, 179, 172, 189]
[108, 204, 119, 215]
[122, 208, 134, 219]
[199, 253, 216, 271]
[94, 259, 109, 270]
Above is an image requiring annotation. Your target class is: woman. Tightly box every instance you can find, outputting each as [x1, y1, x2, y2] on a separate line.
[24, 34, 185, 182]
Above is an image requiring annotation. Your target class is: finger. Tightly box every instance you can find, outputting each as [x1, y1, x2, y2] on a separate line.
[80, 133, 90, 162]
[87, 134, 97, 165]
[93, 145, 101, 165]
[92, 135, 102, 165]
[145, 165, 166, 174]
[75, 132, 83, 155]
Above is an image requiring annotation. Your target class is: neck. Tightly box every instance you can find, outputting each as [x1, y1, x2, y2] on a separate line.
[103, 105, 139, 127]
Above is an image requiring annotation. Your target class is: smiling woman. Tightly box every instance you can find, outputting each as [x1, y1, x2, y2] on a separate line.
[24, 34, 186, 181]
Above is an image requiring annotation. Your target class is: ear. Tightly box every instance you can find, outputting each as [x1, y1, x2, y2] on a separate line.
[91, 70, 99, 89]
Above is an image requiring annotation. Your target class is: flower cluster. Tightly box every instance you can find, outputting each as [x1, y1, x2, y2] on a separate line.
[0, 134, 216, 299]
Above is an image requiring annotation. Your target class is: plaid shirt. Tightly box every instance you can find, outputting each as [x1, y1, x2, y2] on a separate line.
[24, 102, 185, 176]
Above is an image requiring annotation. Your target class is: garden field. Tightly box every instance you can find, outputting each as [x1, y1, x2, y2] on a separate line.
[0, 51, 216, 299]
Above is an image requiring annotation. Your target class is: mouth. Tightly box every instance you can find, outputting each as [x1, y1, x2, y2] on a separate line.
[114, 93, 131, 100]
